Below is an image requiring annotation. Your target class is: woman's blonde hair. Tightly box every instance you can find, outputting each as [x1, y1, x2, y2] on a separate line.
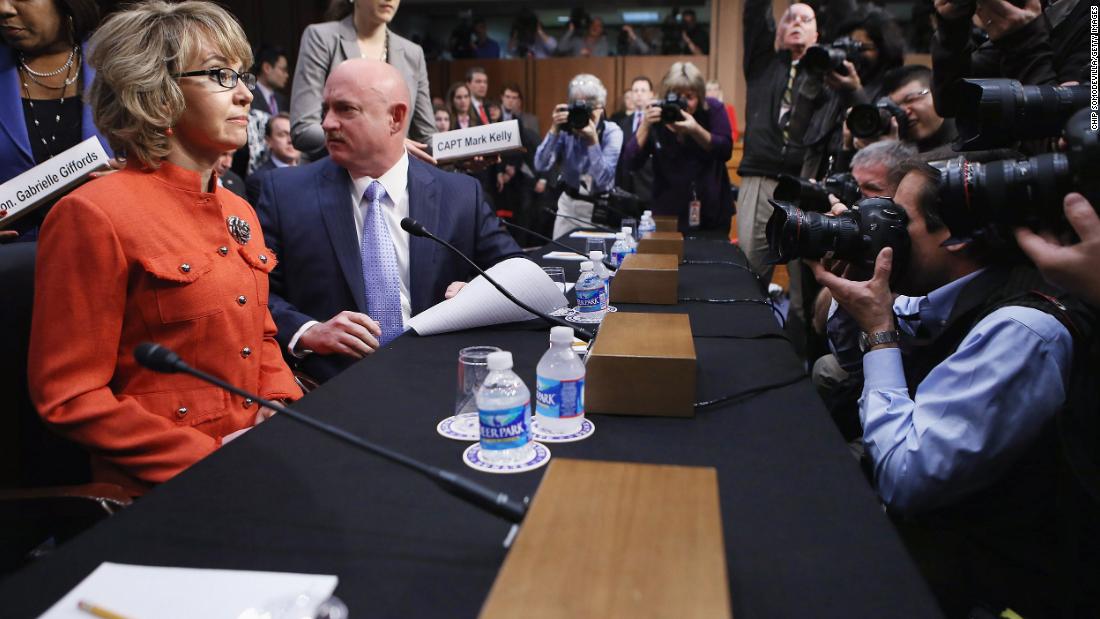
[661, 62, 708, 111]
[88, 1, 252, 167]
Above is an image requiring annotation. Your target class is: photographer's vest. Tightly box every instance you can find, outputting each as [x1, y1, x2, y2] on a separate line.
[895, 265, 1099, 617]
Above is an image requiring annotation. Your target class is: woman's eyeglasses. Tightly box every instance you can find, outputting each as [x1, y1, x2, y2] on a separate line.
[172, 67, 256, 89]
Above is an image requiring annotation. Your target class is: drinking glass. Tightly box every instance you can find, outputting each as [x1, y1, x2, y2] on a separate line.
[541, 266, 569, 316]
[621, 217, 638, 240]
[584, 237, 606, 256]
[452, 346, 502, 436]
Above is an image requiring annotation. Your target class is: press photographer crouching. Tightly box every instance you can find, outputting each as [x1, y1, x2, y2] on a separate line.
[534, 74, 623, 239]
[844, 65, 957, 156]
[774, 114, 1099, 614]
[621, 62, 733, 232]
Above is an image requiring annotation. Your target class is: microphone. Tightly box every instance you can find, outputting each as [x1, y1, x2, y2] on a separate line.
[539, 206, 617, 233]
[499, 219, 617, 271]
[400, 218, 595, 341]
[134, 343, 528, 523]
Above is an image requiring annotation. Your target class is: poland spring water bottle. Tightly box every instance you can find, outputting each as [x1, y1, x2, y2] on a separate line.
[639, 210, 656, 237]
[535, 326, 586, 435]
[609, 233, 630, 268]
[476, 351, 534, 465]
[575, 261, 606, 317]
[589, 250, 610, 307]
[621, 226, 638, 253]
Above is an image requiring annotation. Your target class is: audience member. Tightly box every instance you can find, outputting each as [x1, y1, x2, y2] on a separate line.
[485, 98, 502, 123]
[215, 149, 247, 198]
[614, 75, 656, 210]
[678, 9, 709, 55]
[472, 18, 500, 59]
[465, 66, 490, 124]
[250, 44, 289, 115]
[433, 105, 451, 134]
[500, 83, 539, 135]
[256, 59, 522, 382]
[0, 0, 115, 242]
[290, 0, 434, 163]
[623, 62, 733, 231]
[705, 80, 740, 143]
[608, 89, 634, 126]
[246, 112, 300, 204]
[446, 81, 478, 129]
[883, 65, 956, 154]
[617, 24, 653, 55]
[558, 16, 609, 58]
[27, 0, 301, 496]
[507, 8, 556, 58]
[534, 73, 623, 238]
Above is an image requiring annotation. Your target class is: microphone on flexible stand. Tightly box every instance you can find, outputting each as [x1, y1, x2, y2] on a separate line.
[134, 342, 528, 524]
[539, 206, 618, 233]
[499, 219, 617, 271]
[400, 218, 595, 341]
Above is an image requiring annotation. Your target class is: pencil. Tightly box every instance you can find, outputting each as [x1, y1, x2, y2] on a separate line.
[77, 600, 133, 619]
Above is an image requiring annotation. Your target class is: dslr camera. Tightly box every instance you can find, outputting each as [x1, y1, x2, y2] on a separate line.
[774, 173, 862, 213]
[765, 196, 911, 277]
[954, 79, 1090, 150]
[847, 98, 910, 141]
[558, 101, 594, 132]
[802, 36, 866, 77]
[658, 93, 688, 124]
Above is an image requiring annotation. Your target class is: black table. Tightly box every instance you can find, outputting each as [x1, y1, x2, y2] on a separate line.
[2, 235, 942, 618]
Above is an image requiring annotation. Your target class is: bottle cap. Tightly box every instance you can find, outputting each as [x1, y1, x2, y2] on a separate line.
[550, 326, 574, 343]
[486, 350, 513, 371]
[621, 226, 632, 235]
[589, 250, 604, 260]
[580, 260, 594, 270]
[643, 210, 652, 216]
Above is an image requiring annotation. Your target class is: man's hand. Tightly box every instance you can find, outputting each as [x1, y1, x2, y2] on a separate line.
[298, 311, 382, 359]
[405, 138, 437, 166]
[976, 0, 1041, 41]
[456, 154, 500, 173]
[445, 281, 467, 299]
[809, 247, 897, 334]
[934, 0, 976, 21]
[0, 230, 18, 242]
[534, 178, 547, 194]
[254, 406, 277, 425]
[549, 105, 569, 135]
[578, 117, 599, 145]
[824, 60, 862, 92]
[1015, 193, 1100, 307]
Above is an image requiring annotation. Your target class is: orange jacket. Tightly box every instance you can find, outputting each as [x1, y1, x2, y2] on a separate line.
[28, 161, 302, 495]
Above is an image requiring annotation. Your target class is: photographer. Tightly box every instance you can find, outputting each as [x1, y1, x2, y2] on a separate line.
[534, 73, 623, 239]
[882, 65, 956, 154]
[810, 161, 1095, 616]
[931, 0, 1089, 119]
[622, 62, 733, 232]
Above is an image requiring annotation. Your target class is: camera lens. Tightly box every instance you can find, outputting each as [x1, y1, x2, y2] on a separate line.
[955, 79, 1089, 150]
[846, 104, 885, 139]
[765, 200, 862, 263]
[774, 174, 832, 213]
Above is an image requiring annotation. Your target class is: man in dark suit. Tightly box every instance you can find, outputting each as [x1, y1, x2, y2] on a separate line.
[615, 75, 655, 211]
[256, 59, 522, 381]
[250, 45, 290, 115]
[500, 83, 540, 137]
[246, 113, 300, 205]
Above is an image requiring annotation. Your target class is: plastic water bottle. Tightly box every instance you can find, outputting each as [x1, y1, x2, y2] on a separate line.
[609, 233, 630, 268]
[589, 250, 611, 306]
[639, 210, 656, 238]
[535, 326, 586, 435]
[621, 226, 638, 253]
[476, 351, 534, 465]
[574, 261, 606, 318]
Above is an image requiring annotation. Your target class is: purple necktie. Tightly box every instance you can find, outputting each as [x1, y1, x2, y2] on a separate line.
[360, 181, 403, 345]
[269, 93, 278, 114]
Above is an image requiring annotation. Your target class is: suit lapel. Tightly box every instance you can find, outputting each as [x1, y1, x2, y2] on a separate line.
[406, 158, 439, 314]
[317, 159, 367, 312]
[0, 51, 33, 166]
[338, 16, 360, 65]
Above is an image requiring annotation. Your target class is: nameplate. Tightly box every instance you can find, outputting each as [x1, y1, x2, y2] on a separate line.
[431, 120, 523, 163]
[0, 136, 110, 229]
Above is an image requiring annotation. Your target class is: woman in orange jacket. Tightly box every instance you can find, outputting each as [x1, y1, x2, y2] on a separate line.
[27, 1, 302, 496]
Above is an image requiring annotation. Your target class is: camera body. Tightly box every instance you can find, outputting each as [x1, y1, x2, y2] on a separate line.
[775, 173, 862, 213]
[802, 36, 866, 76]
[559, 101, 594, 132]
[847, 98, 910, 141]
[658, 93, 688, 124]
[766, 197, 910, 277]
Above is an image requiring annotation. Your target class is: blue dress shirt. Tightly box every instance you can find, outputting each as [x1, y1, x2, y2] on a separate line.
[533, 122, 622, 195]
[828, 269, 1074, 515]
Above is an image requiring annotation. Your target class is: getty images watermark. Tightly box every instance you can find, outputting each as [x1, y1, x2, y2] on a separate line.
[1092, 4, 1099, 131]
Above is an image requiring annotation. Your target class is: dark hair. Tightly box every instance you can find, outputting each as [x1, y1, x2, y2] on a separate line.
[57, 0, 100, 43]
[630, 76, 653, 90]
[897, 159, 946, 232]
[252, 44, 286, 74]
[501, 82, 523, 99]
[465, 66, 487, 82]
[835, 9, 904, 84]
[883, 65, 932, 96]
[264, 112, 290, 138]
[325, 0, 353, 22]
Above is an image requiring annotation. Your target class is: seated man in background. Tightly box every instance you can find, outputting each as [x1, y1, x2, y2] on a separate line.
[256, 59, 522, 382]
[246, 112, 300, 204]
[811, 160, 1095, 616]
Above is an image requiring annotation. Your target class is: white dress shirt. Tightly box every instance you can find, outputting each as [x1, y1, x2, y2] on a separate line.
[288, 152, 412, 355]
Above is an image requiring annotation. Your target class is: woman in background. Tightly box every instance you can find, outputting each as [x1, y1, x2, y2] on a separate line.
[28, 1, 301, 496]
[446, 81, 478, 130]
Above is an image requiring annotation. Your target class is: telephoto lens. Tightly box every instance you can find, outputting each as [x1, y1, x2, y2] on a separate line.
[847, 98, 910, 140]
[765, 197, 910, 277]
[801, 36, 865, 76]
[955, 79, 1090, 150]
[938, 108, 1099, 239]
[774, 173, 862, 213]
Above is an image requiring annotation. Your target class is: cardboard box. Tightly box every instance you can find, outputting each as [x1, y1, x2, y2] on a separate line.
[654, 215, 679, 232]
[610, 253, 678, 305]
[585, 312, 696, 417]
[638, 231, 684, 261]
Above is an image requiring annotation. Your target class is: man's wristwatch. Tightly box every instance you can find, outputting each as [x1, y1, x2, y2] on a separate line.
[859, 329, 900, 352]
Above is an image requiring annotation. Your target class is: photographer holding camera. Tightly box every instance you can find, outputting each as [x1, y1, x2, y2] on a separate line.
[534, 73, 623, 239]
[621, 62, 733, 232]
[845, 66, 957, 156]
[800, 159, 1096, 616]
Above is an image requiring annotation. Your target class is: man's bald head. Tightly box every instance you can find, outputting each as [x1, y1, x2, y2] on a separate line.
[322, 58, 410, 177]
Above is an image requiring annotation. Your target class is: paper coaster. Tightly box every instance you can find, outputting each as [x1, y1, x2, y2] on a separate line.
[565, 305, 617, 324]
[436, 413, 479, 441]
[532, 417, 595, 443]
[462, 442, 551, 474]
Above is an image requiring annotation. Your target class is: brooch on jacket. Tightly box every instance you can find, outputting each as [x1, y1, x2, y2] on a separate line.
[226, 216, 251, 245]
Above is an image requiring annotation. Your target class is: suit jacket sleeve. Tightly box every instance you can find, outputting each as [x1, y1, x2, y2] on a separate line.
[406, 43, 437, 144]
[744, 0, 778, 79]
[27, 198, 219, 486]
[290, 24, 334, 159]
[471, 178, 524, 269]
[256, 171, 317, 351]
